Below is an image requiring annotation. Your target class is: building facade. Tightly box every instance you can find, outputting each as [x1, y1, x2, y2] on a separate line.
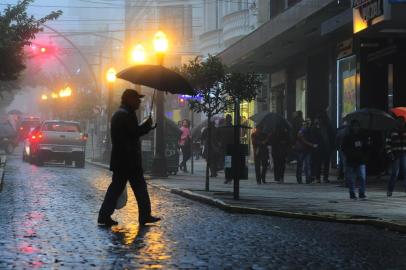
[217, 0, 406, 129]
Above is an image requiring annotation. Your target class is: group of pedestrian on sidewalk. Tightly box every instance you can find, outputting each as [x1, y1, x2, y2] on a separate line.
[175, 107, 406, 202]
[251, 110, 335, 186]
[294, 111, 335, 185]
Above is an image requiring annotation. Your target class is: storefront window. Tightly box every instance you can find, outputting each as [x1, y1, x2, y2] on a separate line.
[240, 100, 255, 145]
[295, 76, 306, 119]
[337, 55, 357, 125]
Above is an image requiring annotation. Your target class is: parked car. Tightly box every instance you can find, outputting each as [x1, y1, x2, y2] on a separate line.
[28, 120, 87, 167]
[18, 117, 41, 141]
[0, 121, 18, 154]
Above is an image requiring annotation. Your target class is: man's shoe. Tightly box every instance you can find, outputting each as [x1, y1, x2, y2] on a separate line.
[140, 216, 161, 226]
[387, 191, 393, 197]
[350, 192, 357, 200]
[359, 193, 367, 200]
[98, 217, 118, 226]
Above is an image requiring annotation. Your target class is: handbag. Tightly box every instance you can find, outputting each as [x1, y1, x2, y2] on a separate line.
[116, 185, 128, 209]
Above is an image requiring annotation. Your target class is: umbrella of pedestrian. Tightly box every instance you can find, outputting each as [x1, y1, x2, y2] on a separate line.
[390, 107, 406, 120]
[116, 65, 195, 96]
[343, 108, 396, 131]
[249, 111, 269, 123]
[250, 112, 291, 133]
[7, 109, 23, 115]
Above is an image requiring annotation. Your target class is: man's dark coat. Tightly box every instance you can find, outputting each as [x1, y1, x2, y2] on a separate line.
[109, 105, 151, 176]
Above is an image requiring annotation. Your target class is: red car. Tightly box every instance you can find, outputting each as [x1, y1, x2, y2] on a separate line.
[18, 117, 41, 141]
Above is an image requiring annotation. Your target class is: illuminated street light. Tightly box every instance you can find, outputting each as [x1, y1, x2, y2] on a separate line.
[153, 30, 168, 53]
[51, 92, 59, 99]
[40, 47, 47, 53]
[131, 44, 146, 64]
[106, 67, 117, 83]
[59, 86, 72, 98]
[104, 67, 117, 162]
[41, 94, 48, 100]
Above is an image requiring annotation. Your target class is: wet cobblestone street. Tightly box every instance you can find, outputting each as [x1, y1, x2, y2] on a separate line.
[1, 153, 406, 269]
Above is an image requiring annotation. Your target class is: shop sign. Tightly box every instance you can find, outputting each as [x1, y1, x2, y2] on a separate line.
[337, 39, 353, 59]
[352, 0, 388, 33]
[354, 0, 383, 21]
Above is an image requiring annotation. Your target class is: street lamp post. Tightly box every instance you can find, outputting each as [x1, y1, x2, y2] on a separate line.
[151, 31, 169, 177]
[104, 67, 116, 162]
[131, 44, 146, 119]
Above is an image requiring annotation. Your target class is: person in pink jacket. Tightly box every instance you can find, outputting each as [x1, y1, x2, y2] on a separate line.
[179, 119, 192, 172]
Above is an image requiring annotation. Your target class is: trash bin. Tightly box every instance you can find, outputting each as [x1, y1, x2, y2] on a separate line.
[141, 117, 180, 174]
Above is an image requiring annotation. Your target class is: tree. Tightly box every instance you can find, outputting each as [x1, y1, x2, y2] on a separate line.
[0, 0, 62, 85]
[180, 55, 262, 191]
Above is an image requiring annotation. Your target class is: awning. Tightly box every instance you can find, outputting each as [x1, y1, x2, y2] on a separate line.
[218, 0, 350, 73]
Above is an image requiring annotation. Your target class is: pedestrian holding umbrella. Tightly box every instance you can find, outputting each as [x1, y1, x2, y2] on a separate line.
[250, 112, 291, 133]
[343, 108, 396, 131]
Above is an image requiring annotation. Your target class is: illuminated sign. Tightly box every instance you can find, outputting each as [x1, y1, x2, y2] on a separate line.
[353, 0, 388, 33]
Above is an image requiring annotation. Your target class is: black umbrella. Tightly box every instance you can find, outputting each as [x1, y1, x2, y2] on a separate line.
[7, 109, 23, 115]
[343, 108, 396, 131]
[249, 111, 269, 123]
[252, 112, 291, 133]
[116, 65, 195, 95]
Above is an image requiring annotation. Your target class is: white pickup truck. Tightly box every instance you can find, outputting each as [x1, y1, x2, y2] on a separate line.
[29, 120, 87, 168]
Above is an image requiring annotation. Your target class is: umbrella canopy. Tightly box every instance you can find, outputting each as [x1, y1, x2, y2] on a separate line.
[343, 108, 396, 131]
[252, 112, 291, 133]
[7, 109, 23, 115]
[391, 107, 406, 120]
[249, 111, 269, 123]
[116, 65, 195, 95]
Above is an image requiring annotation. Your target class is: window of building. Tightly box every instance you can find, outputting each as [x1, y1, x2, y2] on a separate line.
[337, 55, 357, 124]
[295, 76, 307, 119]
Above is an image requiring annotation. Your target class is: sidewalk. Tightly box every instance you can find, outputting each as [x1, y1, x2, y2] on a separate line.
[87, 159, 406, 232]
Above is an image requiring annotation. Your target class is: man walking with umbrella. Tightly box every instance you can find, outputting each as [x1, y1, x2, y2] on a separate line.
[342, 120, 370, 200]
[98, 89, 161, 226]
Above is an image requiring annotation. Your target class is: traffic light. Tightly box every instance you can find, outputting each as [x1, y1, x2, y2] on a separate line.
[27, 43, 56, 58]
[178, 96, 186, 107]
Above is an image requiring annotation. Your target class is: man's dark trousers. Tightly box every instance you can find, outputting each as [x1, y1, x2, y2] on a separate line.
[99, 172, 151, 222]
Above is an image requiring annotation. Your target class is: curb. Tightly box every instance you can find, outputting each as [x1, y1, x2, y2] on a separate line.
[148, 183, 406, 233]
[0, 156, 7, 192]
[87, 160, 406, 233]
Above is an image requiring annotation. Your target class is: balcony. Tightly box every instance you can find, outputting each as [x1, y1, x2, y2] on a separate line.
[222, 9, 251, 48]
[199, 29, 223, 55]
